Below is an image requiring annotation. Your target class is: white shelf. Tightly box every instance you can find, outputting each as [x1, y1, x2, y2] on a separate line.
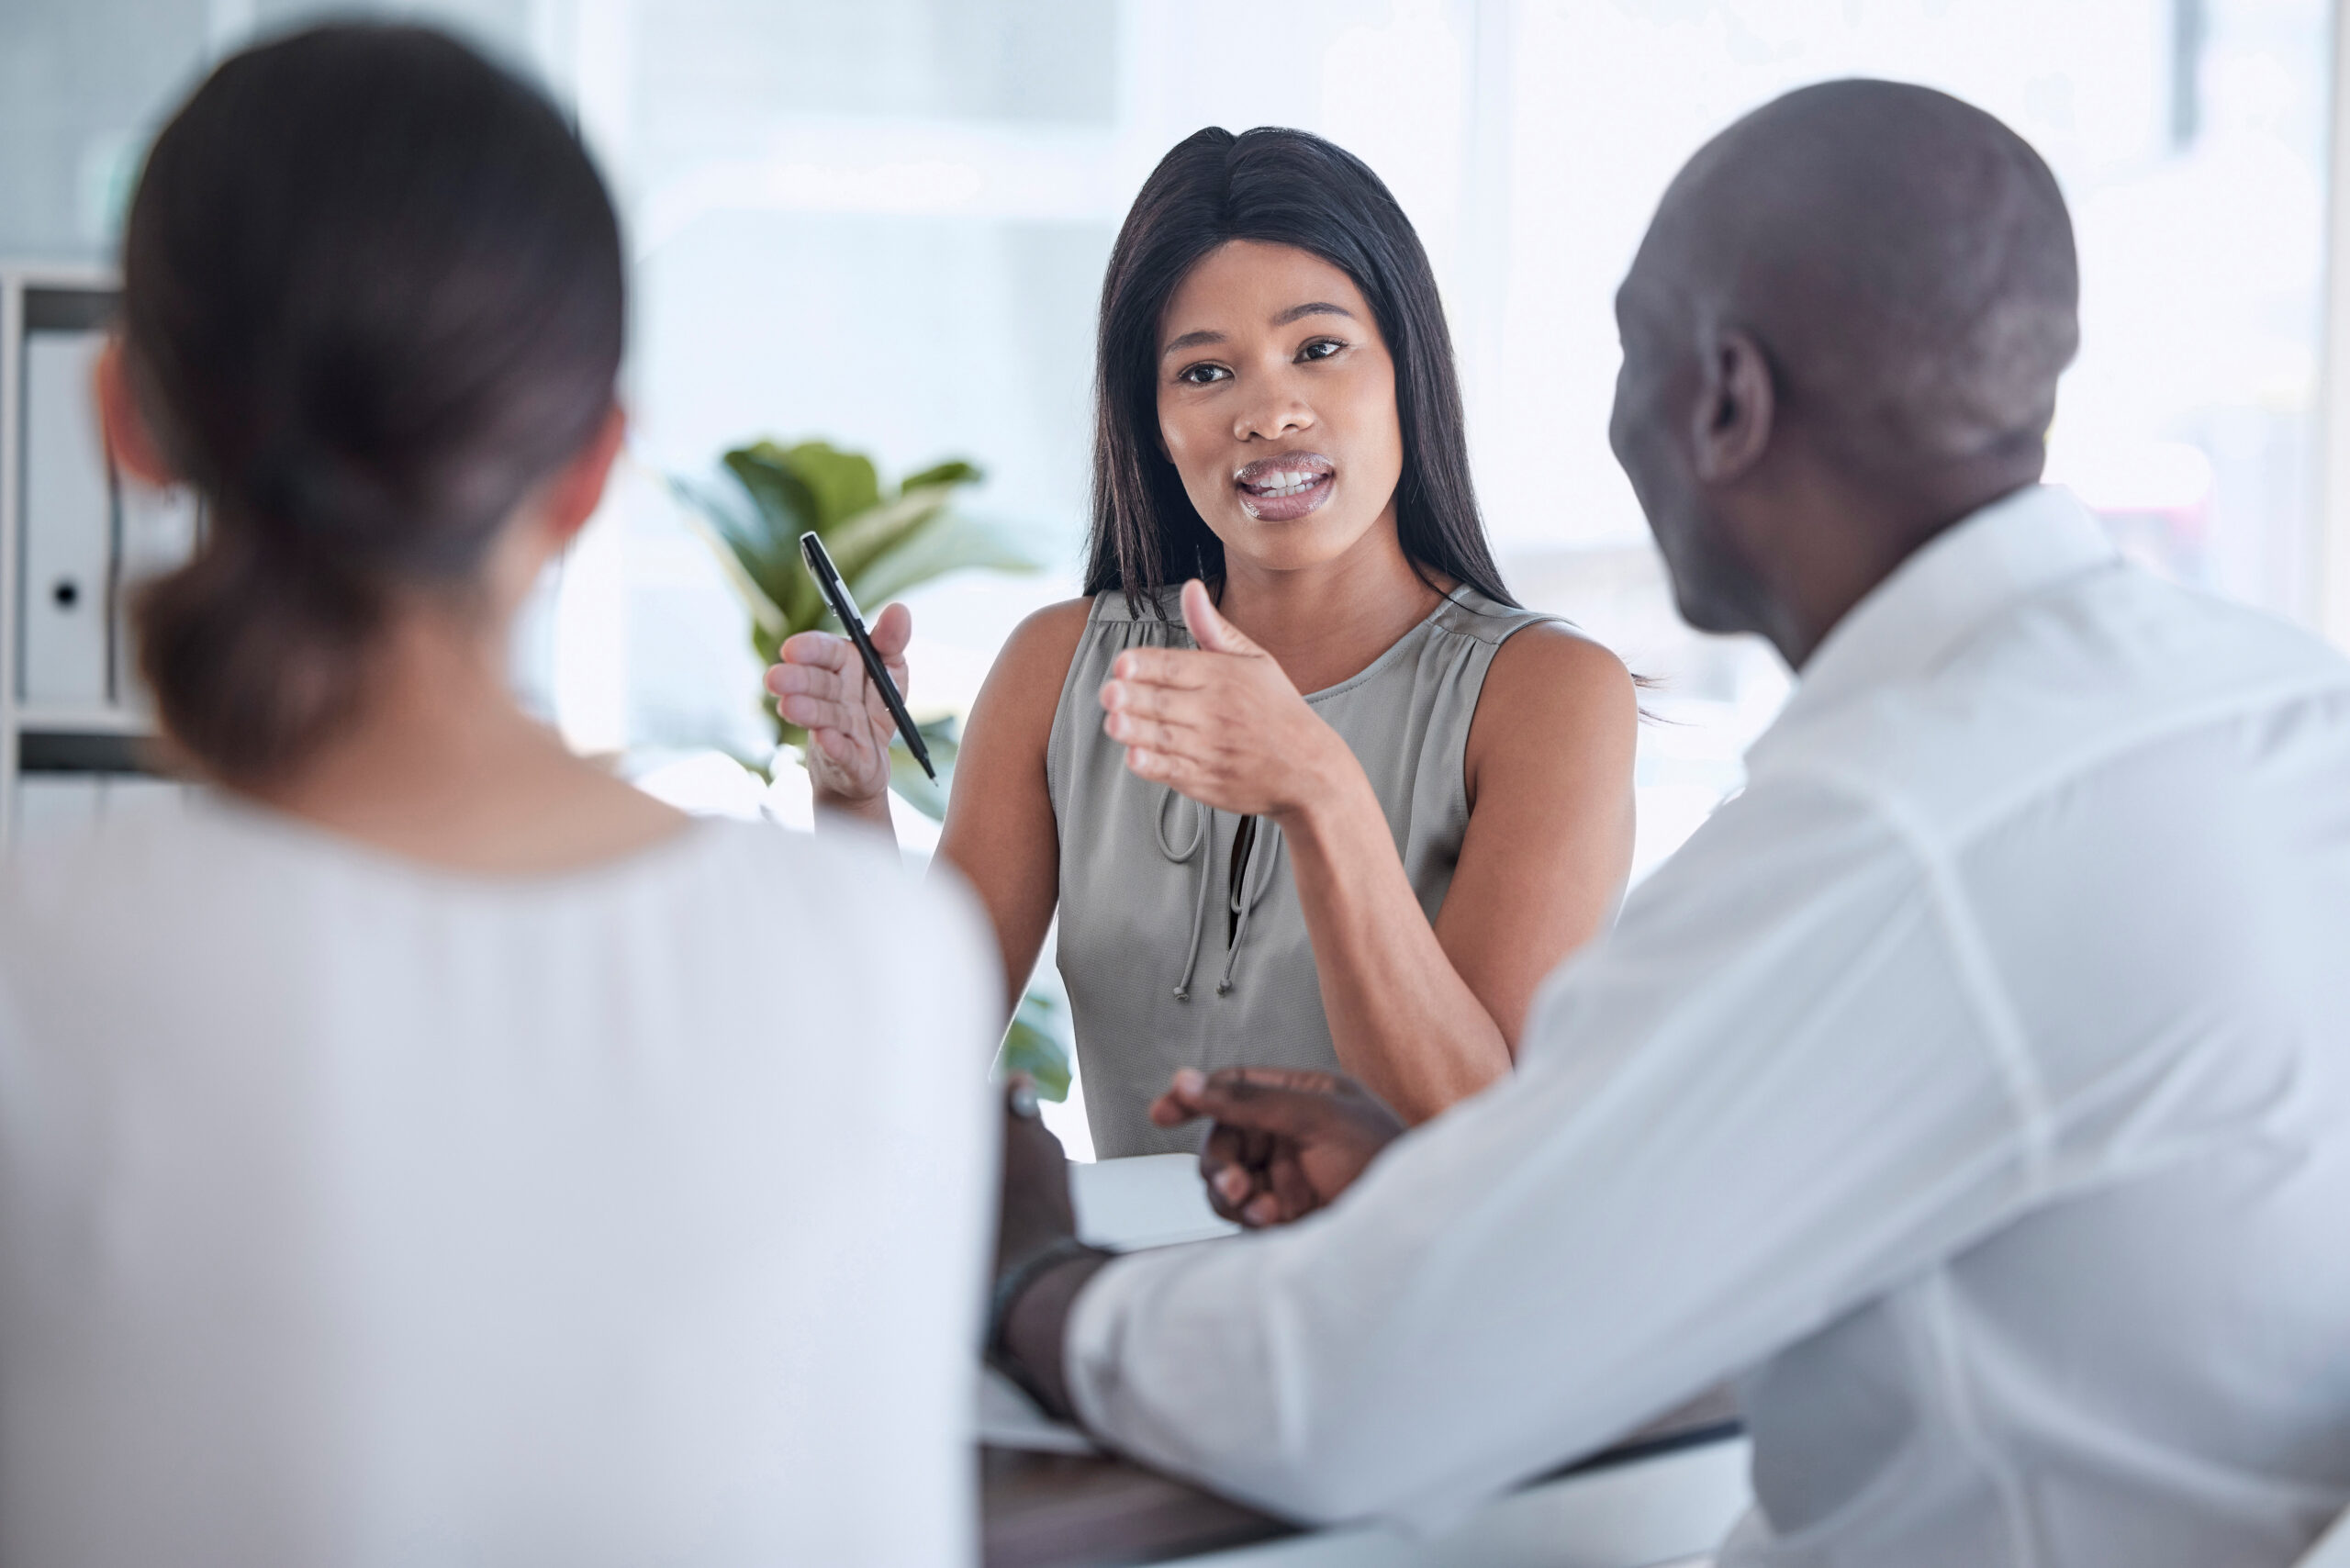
[9, 706, 153, 737]
[2, 267, 142, 849]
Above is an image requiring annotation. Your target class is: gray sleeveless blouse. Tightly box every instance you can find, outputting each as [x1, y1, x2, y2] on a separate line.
[1046, 585, 1556, 1157]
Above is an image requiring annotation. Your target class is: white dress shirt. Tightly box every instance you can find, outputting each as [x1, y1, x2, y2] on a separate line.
[1064, 485, 2350, 1567]
[0, 801, 998, 1567]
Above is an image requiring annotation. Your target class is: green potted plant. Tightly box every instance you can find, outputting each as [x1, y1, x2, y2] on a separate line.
[672, 438, 1073, 1100]
[670, 438, 1035, 813]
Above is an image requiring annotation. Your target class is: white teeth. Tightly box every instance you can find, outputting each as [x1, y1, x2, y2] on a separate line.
[1246, 470, 1324, 497]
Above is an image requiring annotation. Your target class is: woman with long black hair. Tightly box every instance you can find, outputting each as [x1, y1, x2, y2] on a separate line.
[778, 127, 1637, 1155]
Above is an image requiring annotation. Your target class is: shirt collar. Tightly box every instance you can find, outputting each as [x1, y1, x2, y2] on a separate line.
[1774, 483, 2120, 723]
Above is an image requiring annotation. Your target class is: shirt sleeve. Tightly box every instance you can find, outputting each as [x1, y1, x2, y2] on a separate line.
[1062, 774, 2042, 1532]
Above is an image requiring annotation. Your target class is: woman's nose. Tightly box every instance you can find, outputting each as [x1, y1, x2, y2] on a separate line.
[1233, 372, 1315, 442]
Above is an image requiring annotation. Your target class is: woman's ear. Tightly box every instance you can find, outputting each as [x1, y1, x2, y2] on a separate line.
[96, 338, 176, 488]
[543, 402, 627, 545]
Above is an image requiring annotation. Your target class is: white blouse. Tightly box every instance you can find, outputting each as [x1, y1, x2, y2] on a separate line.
[0, 796, 998, 1567]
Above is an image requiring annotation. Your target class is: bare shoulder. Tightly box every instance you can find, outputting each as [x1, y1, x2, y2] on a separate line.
[1465, 622, 1638, 796]
[991, 597, 1100, 700]
[1479, 622, 1637, 726]
[965, 596, 1097, 746]
[997, 597, 1096, 682]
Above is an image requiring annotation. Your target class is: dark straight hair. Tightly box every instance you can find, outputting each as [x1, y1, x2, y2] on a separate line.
[1086, 126, 1515, 609]
[123, 22, 623, 786]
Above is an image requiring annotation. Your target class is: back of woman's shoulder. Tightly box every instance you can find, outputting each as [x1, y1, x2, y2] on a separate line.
[681, 821, 998, 999]
[3, 787, 230, 932]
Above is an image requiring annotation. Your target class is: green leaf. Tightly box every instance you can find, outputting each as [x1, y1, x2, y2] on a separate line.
[722, 444, 818, 535]
[826, 488, 956, 588]
[677, 438, 1031, 761]
[669, 475, 796, 630]
[995, 988, 1072, 1103]
[899, 458, 983, 494]
[853, 510, 1039, 608]
[715, 449, 825, 628]
[779, 440, 883, 532]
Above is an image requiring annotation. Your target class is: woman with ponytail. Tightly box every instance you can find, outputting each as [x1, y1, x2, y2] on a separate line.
[0, 25, 995, 1565]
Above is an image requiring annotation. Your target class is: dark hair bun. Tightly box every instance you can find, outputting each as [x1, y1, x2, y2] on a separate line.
[124, 22, 623, 784]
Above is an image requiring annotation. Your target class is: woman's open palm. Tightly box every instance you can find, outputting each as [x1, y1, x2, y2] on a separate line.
[1097, 580, 1347, 820]
[766, 601, 912, 805]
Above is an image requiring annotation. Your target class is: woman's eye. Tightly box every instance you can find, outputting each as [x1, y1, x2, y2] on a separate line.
[1177, 363, 1231, 386]
[1299, 338, 1346, 363]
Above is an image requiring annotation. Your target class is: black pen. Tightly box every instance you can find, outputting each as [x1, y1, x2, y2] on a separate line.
[797, 531, 935, 780]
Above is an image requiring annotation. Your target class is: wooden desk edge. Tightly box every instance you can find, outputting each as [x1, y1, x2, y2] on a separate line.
[981, 1384, 1743, 1568]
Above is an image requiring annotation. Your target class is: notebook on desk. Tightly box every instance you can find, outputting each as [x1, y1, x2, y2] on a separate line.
[1071, 1152, 1240, 1252]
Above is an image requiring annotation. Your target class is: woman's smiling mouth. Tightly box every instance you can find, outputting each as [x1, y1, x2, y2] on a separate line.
[1235, 453, 1337, 521]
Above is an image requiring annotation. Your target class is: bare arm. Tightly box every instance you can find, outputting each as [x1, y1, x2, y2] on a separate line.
[1281, 630, 1632, 1117]
[1441, 628, 1639, 1043]
[1102, 589, 1637, 1122]
[934, 600, 1091, 1020]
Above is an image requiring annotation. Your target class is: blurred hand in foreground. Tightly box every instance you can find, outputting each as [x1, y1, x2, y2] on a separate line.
[765, 601, 912, 806]
[1149, 1066, 1406, 1228]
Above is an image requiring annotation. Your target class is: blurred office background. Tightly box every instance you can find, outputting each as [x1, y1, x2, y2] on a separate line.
[5, 0, 2337, 1140]
[8, 0, 2333, 846]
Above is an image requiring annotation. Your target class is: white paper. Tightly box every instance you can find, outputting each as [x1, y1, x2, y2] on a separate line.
[1070, 1152, 1240, 1252]
[978, 1365, 1096, 1454]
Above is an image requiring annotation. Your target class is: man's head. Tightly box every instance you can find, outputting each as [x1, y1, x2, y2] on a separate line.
[1609, 80, 2078, 662]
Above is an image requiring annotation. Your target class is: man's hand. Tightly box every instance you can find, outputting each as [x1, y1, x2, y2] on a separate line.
[1150, 1067, 1407, 1228]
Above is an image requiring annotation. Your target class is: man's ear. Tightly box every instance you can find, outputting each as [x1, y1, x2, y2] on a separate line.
[543, 402, 627, 544]
[96, 339, 176, 488]
[1689, 327, 1775, 487]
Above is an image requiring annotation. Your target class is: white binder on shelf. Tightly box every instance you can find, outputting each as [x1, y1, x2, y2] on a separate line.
[19, 329, 113, 708]
[6, 267, 200, 849]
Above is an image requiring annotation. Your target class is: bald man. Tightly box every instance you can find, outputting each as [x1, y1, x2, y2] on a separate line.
[987, 82, 2350, 1566]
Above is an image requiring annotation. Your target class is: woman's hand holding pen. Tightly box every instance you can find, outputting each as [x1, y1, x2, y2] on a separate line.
[766, 601, 912, 815]
[1099, 579, 1351, 822]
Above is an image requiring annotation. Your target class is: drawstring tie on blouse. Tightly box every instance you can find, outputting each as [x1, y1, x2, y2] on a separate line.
[1156, 790, 1213, 1002]
[1156, 788, 1281, 1001]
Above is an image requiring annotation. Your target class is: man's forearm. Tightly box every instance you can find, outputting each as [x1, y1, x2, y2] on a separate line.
[1001, 1252, 1115, 1421]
